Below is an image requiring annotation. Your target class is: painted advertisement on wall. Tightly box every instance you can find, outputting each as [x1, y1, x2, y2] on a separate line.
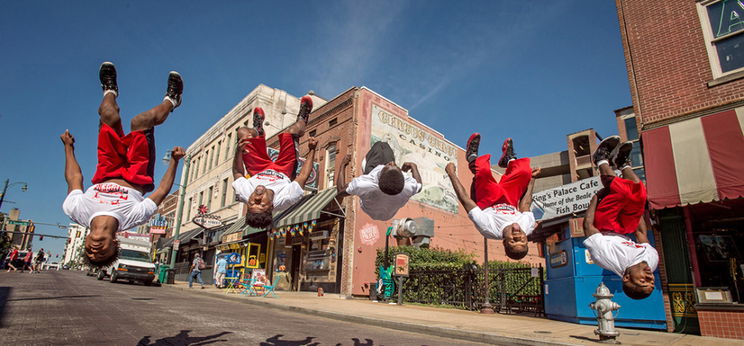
[370, 104, 459, 213]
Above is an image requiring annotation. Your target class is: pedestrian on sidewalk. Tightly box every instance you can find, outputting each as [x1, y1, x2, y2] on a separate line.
[215, 256, 227, 288]
[189, 253, 206, 289]
[23, 249, 33, 273]
[5, 247, 19, 272]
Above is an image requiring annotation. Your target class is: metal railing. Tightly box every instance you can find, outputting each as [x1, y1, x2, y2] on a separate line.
[393, 264, 544, 315]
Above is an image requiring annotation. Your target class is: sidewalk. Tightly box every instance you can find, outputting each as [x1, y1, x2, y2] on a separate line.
[163, 281, 742, 346]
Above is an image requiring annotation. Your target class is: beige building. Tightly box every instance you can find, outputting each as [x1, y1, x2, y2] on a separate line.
[62, 223, 87, 267]
[177, 85, 327, 234]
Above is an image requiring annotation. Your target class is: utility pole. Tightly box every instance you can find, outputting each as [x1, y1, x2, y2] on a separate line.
[0, 179, 28, 211]
[169, 155, 190, 268]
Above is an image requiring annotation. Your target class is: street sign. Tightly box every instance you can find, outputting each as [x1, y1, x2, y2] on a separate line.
[173, 240, 180, 251]
[394, 254, 410, 277]
[6, 220, 30, 226]
[192, 214, 223, 229]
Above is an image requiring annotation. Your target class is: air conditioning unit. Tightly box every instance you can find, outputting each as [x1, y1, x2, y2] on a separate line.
[392, 217, 434, 248]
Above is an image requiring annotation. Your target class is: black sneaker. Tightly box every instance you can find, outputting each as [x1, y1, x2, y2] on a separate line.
[164, 71, 183, 110]
[298, 95, 313, 123]
[99, 62, 118, 95]
[466, 133, 480, 164]
[611, 141, 633, 168]
[253, 107, 265, 137]
[497, 138, 516, 168]
[592, 135, 620, 166]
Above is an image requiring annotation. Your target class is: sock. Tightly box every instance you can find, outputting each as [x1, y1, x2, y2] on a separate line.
[597, 159, 610, 167]
[103, 89, 118, 97]
[164, 96, 178, 109]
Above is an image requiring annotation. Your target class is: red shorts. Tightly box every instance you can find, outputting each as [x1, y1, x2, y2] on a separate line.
[594, 176, 647, 234]
[471, 156, 532, 209]
[91, 123, 156, 192]
[241, 133, 298, 178]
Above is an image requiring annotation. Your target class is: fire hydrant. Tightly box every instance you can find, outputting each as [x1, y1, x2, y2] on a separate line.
[589, 282, 621, 343]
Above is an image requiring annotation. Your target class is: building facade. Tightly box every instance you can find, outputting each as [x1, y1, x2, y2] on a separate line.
[62, 223, 87, 267]
[617, 0, 744, 338]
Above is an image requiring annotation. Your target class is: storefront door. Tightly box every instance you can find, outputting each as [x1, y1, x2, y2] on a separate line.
[659, 210, 700, 334]
[291, 244, 301, 291]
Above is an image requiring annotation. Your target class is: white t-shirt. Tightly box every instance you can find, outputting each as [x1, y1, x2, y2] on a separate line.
[583, 233, 659, 277]
[232, 170, 304, 212]
[62, 183, 158, 231]
[346, 165, 422, 221]
[467, 204, 536, 240]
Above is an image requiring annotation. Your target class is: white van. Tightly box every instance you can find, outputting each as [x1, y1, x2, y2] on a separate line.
[97, 238, 156, 285]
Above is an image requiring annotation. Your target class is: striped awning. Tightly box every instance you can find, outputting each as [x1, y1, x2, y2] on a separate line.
[642, 107, 744, 209]
[220, 217, 265, 240]
[274, 188, 338, 228]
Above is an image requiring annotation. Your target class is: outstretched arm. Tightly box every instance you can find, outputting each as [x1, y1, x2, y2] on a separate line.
[401, 162, 423, 186]
[61, 130, 83, 194]
[445, 163, 477, 212]
[583, 194, 601, 237]
[634, 216, 650, 244]
[518, 168, 540, 212]
[294, 138, 318, 189]
[336, 154, 352, 198]
[149, 147, 184, 205]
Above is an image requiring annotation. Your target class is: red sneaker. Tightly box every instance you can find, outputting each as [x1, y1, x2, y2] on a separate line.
[298, 96, 313, 122]
[466, 133, 481, 164]
[497, 138, 515, 168]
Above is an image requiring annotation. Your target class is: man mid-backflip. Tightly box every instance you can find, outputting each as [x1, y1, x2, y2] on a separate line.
[62, 62, 185, 267]
[583, 136, 658, 300]
[232, 97, 318, 228]
[335, 141, 423, 221]
[446, 134, 540, 260]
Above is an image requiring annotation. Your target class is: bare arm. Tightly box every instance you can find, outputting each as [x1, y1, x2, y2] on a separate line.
[336, 154, 351, 198]
[518, 168, 541, 212]
[583, 194, 601, 237]
[232, 138, 247, 180]
[294, 138, 318, 189]
[149, 147, 184, 206]
[401, 162, 423, 186]
[445, 163, 478, 212]
[634, 216, 650, 244]
[61, 130, 84, 194]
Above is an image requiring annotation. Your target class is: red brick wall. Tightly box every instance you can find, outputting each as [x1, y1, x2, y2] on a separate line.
[616, 0, 744, 126]
[698, 310, 744, 340]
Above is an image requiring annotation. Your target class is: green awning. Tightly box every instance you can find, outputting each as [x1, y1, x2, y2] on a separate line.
[220, 218, 266, 240]
[274, 188, 339, 228]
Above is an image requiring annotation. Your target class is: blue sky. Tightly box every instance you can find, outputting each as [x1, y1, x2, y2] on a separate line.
[0, 1, 630, 259]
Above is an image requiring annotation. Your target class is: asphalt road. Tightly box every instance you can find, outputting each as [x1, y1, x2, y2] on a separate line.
[0, 270, 485, 345]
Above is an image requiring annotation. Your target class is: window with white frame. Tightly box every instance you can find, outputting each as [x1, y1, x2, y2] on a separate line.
[698, 0, 744, 78]
[325, 142, 337, 188]
[622, 115, 645, 181]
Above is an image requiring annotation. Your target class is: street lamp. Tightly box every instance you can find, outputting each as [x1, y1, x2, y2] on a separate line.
[480, 236, 495, 314]
[0, 179, 29, 211]
[163, 151, 190, 269]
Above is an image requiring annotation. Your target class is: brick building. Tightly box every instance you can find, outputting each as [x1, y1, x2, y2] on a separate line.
[617, 0, 744, 338]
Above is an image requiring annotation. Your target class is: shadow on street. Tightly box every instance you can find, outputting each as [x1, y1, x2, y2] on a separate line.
[260, 334, 379, 346]
[0, 286, 11, 328]
[137, 330, 232, 345]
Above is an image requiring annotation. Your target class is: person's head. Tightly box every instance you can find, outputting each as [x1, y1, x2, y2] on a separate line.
[195, 253, 201, 258]
[244, 185, 275, 228]
[83, 215, 120, 267]
[622, 261, 655, 299]
[502, 223, 529, 260]
[379, 162, 404, 195]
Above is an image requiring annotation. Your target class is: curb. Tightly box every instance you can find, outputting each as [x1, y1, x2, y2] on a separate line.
[162, 284, 574, 346]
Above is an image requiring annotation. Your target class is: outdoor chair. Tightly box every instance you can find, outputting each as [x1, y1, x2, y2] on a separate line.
[239, 278, 258, 296]
[259, 280, 278, 298]
[223, 273, 241, 295]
